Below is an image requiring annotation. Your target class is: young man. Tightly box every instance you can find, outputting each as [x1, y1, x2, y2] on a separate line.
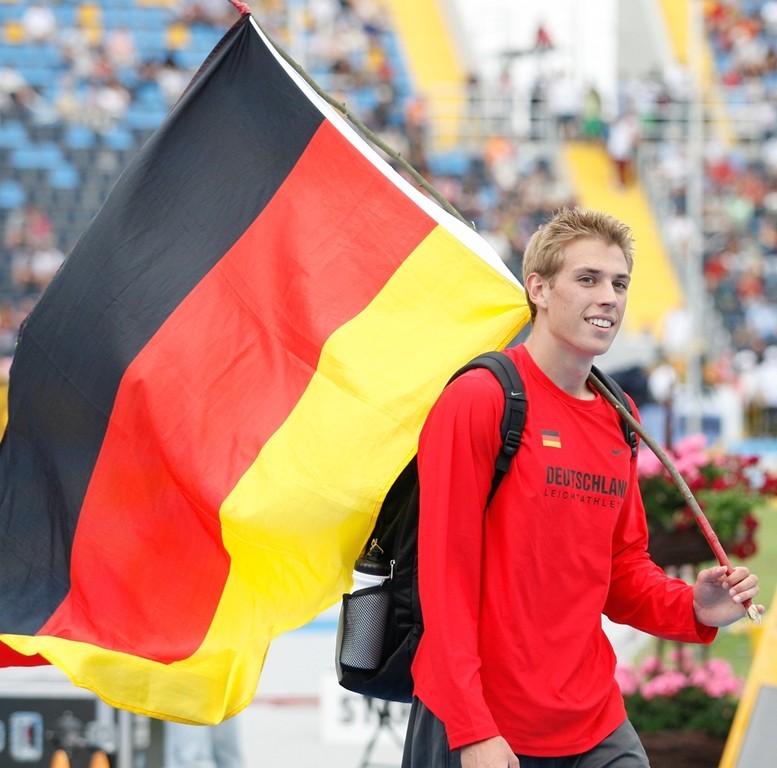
[402, 208, 763, 768]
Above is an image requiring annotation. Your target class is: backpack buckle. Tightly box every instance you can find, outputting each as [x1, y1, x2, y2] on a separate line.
[503, 428, 521, 456]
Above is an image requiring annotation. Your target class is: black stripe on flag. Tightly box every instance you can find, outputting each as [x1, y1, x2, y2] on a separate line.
[0, 15, 324, 633]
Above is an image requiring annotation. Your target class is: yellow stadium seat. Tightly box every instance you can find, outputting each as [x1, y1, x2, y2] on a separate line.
[84, 27, 102, 46]
[3, 20, 24, 44]
[166, 22, 190, 50]
[77, 3, 102, 28]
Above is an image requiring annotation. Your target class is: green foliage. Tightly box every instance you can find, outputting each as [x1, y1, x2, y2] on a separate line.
[625, 686, 737, 739]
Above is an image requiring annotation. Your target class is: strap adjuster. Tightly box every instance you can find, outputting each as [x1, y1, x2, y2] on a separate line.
[503, 429, 521, 456]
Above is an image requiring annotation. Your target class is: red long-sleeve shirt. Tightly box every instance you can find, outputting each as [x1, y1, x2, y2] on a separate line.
[411, 345, 716, 756]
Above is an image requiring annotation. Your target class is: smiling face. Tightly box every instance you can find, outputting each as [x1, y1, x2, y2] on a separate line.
[525, 236, 630, 364]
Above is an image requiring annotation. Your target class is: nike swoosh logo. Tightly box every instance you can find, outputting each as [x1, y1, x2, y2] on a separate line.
[612, 448, 625, 455]
[510, 390, 523, 397]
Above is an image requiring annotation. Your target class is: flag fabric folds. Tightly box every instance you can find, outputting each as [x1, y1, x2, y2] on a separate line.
[0, 12, 529, 723]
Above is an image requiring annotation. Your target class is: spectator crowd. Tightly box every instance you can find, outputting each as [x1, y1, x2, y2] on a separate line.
[1, 0, 777, 440]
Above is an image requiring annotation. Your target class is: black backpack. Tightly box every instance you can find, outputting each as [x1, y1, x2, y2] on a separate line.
[335, 351, 636, 703]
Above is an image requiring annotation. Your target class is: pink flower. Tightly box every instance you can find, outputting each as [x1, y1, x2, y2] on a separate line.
[638, 655, 663, 677]
[692, 659, 743, 698]
[637, 449, 664, 478]
[621, 655, 743, 702]
[673, 433, 708, 457]
[614, 663, 639, 696]
[640, 670, 688, 699]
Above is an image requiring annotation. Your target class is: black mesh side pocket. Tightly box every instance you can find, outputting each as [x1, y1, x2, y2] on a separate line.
[337, 584, 390, 670]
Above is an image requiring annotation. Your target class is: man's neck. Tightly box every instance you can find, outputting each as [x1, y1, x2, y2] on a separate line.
[523, 334, 596, 400]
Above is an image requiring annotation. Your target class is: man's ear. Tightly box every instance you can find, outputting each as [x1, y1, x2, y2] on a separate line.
[525, 272, 548, 312]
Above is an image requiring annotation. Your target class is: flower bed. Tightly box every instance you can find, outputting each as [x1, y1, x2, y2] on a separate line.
[617, 647, 742, 732]
[639, 434, 777, 565]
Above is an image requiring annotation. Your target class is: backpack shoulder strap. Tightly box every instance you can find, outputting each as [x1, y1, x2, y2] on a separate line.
[448, 351, 527, 503]
[590, 365, 638, 458]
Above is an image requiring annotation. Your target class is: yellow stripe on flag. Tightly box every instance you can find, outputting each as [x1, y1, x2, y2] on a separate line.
[219, 223, 527, 594]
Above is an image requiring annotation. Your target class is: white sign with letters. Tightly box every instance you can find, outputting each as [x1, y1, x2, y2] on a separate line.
[319, 672, 411, 746]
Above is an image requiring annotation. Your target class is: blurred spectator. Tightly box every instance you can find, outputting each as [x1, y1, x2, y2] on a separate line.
[0, 301, 17, 358]
[0, 67, 27, 114]
[164, 719, 244, 768]
[105, 27, 139, 71]
[546, 71, 582, 139]
[606, 110, 640, 188]
[10, 242, 64, 296]
[175, 0, 236, 28]
[156, 56, 191, 108]
[10, 82, 59, 126]
[4, 205, 53, 255]
[580, 85, 603, 142]
[4, 205, 63, 298]
[732, 348, 763, 435]
[90, 78, 132, 132]
[755, 346, 777, 436]
[21, 2, 56, 44]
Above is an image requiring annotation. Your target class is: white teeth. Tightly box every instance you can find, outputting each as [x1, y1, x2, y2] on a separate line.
[589, 318, 613, 328]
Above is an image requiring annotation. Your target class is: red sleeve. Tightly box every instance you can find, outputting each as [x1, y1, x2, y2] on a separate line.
[411, 370, 504, 747]
[604, 403, 717, 644]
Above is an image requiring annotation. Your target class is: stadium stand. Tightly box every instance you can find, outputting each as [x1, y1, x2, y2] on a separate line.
[0, 0, 416, 295]
[2, 0, 777, 439]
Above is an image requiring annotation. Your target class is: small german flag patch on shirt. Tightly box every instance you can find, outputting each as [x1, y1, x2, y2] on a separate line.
[541, 430, 561, 448]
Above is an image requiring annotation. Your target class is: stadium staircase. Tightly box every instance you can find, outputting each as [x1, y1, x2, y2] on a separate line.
[383, 0, 466, 150]
[656, 0, 734, 145]
[561, 142, 682, 339]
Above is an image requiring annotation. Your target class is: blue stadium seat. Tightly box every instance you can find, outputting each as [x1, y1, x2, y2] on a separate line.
[134, 7, 172, 30]
[0, 6, 22, 23]
[0, 179, 25, 209]
[348, 87, 379, 116]
[53, 5, 77, 26]
[135, 80, 165, 108]
[16, 65, 52, 87]
[190, 24, 223, 50]
[48, 163, 81, 190]
[63, 124, 97, 150]
[124, 103, 167, 131]
[173, 48, 207, 69]
[428, 150, 472, 178]
[133, 28, 167, 58]
[102, 125, 134, 152]
[0, 120, 28, 149]
[11, 142, 64, 170]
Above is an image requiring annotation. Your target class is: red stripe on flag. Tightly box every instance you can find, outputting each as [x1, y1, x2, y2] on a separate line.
[39, 120, 436, 661]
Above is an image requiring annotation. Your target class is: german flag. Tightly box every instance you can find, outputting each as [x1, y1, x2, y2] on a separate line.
[541, 430, 562, 448]
[0, 12, 528, 722]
